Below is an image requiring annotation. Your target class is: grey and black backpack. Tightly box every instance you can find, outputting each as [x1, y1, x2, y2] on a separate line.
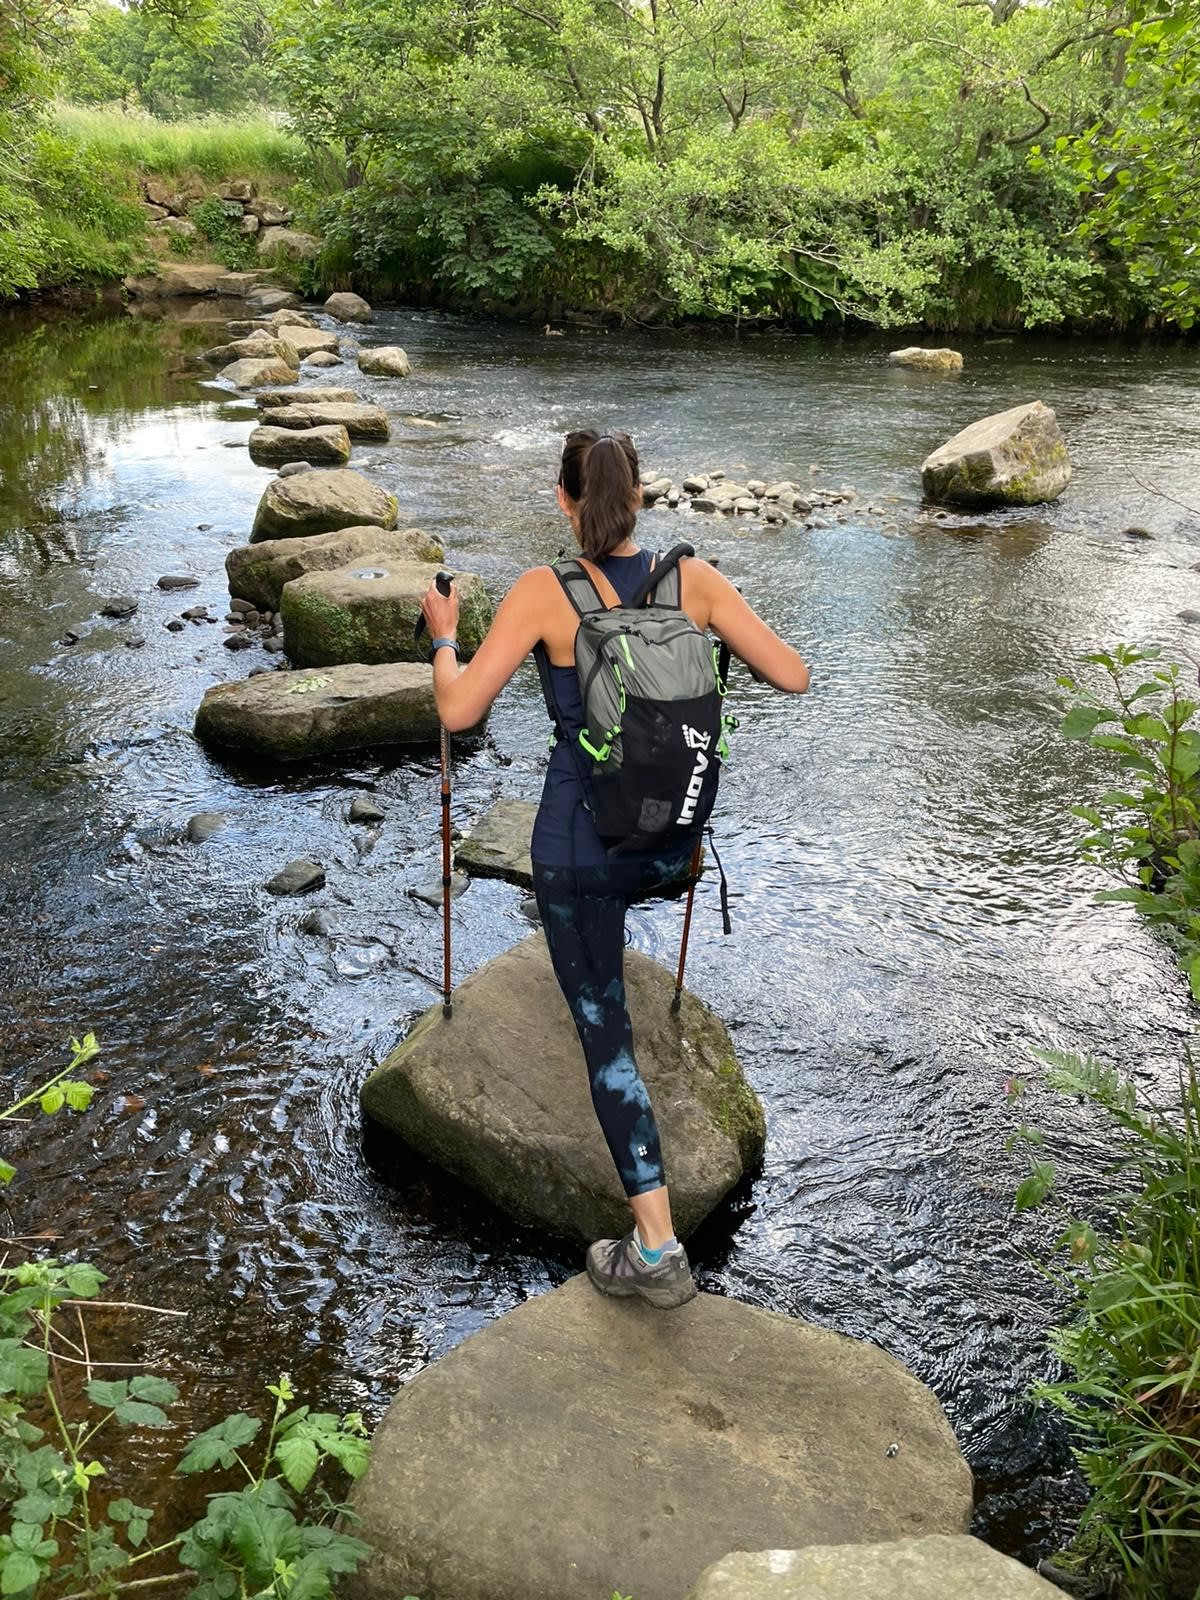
[535, 542, 735, 856]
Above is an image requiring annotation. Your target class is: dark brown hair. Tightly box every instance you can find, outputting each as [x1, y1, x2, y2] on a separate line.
[558, 429, 640, 560]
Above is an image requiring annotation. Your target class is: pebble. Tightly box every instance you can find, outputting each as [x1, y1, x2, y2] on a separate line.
[299, 908, 337, 936]
[197, 523, 212, 531]
[124, 636, 146, 648]
[411, 872, 469, 908]
[229, 598, 255, 614]
[165, 619, 185, 632]
[690, 497, 719, 513]
[223, 634, 253, 651]
[181, 605, 210, 620]
[1122, 526, 1154, 539]
[263, 636, 286, 653]
[58, 631, 79, 647]
[157, 574, 200, 591]
[1179, 611, 1200, 625]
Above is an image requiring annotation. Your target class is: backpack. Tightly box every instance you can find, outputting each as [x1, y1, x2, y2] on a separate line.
[534, 542, 735, 856]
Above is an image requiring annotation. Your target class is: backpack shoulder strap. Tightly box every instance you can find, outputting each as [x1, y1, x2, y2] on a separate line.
[629, 542, 694, 610]
[552, 557, 609, 620]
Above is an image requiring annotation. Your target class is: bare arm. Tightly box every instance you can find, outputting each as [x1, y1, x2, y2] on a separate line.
[424, 569, 547, 732]
[700, 563, 810, 692]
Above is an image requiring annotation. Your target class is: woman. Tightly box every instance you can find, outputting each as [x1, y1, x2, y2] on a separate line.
[421, 428, 809, 1309]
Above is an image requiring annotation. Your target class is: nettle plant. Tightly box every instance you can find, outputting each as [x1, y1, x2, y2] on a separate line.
[1, 1036, 372, 1600]
[1060, 645, 1200, 995]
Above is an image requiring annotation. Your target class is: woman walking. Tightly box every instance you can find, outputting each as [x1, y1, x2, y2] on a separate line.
[421, 429, 809, 1308]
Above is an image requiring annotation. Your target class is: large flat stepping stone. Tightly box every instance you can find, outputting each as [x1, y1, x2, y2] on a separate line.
[248, 423, 351, 466]
[921, 401, 1070, 507]
[256, 402, 390, 441]
[453, 798, 536, 885]
[194, 663, 441, 760]
[250, 469, 398, 542]
[277, 326, 340, 359]
[344, 1275, 972, 1600]
[256, 387, 359, 408]
[220, 358, 299, 390]
[686, 1538, 1061, 1599]
[201, 333, 299, 370]
[360, 933, 765, 1241]
[280, 559, 491, 666]
[227, 524, 445, 609]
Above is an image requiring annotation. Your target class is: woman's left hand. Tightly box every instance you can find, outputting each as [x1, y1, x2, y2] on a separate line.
[421, 577, 459, 641]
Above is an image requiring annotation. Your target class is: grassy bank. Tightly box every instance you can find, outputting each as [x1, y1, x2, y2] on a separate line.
[0, 109, 306, 301]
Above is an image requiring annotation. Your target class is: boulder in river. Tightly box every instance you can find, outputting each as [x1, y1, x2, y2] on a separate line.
[305, 350, 343, 368]
[360, 933, 765, 1242]
[343, 1275, 971, 1600]
[250, 469, 399, 543]
[256, 402, 390, 441]
[324, 291, 374, 323]
[357, 346, 412, 378]
[280, 560, 491, 666]
[245, 287, 301, 316]
[685, 1537, 1062, 1599]
[453, 798, 537, 886]
[194, 662, 444, 760]
[921, 402, 1071, 507]
[276, 325, 340, 360]
[267, 309, 316, 329]
[201, 333, 298, 371]
[265, 857, 325, 895]
[220, 357, 299, 390]
[248, 423, 352, 467]
[256, 387, 359, 408]
[890, 347, 964, 371]
[228, 524, 444, 609]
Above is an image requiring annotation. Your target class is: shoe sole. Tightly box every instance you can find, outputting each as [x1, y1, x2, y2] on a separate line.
[586, 1257, 699, 1310]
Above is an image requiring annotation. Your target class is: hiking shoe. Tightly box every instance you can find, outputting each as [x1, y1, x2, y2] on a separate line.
[585, 1230, 698, 1309]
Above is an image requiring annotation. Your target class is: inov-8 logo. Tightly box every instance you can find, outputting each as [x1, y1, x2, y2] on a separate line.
[678, 724, 712, 824]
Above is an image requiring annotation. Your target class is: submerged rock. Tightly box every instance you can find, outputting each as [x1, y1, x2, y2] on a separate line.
[227, 524, 445, 609]
[344, 1275, 971, 1600]
[349, 795, 387, 823]
[890, 346, 964, 371]
[194, 663, 443, 760]
[360, 933, 765, 1242]
[248, 423, 352, 467]
[686, 1537, 1061, 1599]
[255, 402, 390, 441]
[305, 350, 343, 368]
[265, 857, 325, 895]
[157, 574, 200, 591]
[325, 291, 374, 323]
[921, 402, 1071, 507]
[280, 560, 491, 666]
[249, 469, 399, 543]
[186, 813, 226, 843]
[357, 345, 411, 378]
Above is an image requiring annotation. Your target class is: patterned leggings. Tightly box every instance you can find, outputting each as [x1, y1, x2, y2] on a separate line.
[532, 852, 692, 1198]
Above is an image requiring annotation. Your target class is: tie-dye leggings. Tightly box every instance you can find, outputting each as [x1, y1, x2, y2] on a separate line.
[532, 851, 693, 1198]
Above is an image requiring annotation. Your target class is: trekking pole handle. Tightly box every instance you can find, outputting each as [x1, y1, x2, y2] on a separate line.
[413, 571, 456, 652]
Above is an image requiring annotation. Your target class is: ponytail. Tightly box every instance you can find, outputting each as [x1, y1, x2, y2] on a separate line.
[558, 429, 640, 560]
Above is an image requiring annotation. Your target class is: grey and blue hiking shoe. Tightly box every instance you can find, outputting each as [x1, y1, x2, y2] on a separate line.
[585, 1230, 698, 1309]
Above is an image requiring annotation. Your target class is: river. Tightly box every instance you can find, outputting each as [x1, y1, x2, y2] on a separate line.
[2, 301, 1198, 1569]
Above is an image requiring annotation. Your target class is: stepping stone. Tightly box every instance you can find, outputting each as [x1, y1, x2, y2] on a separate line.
[258, 402, 390, 441]
[220, 358, 298, 390]
[890, 346, 964, 371]
[276, 326, 340, 360]
[921, 402, 1071, 507]
[344, 1276, 972, 1600]
[325, 291, 373, 323]
[200, 333, 299, 370]
[280, 559, 491, 666]
[357, 345, 411, 377]
[227, 524, 445, 610]
[453, 798, 536, 886]
[305, 351, 343, 368]
[245, 288, 301, 315]
[267, 309, 317, 329]
[686, 1538, 1064, 1599]
[256, 387, 359, 408]
[360, 932, 764, 1242]
[194, 663, 444, 761]
[248, 423, 351, 467]
[250, 468, 398, 543]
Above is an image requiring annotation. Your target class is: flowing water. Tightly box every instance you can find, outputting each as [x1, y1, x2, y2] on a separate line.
[2, 301, 1199, 1568]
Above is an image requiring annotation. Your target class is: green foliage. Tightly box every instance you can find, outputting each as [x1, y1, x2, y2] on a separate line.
[189, 191, 255, 268]
[1059, 645, 1200, 998]
[1008, 1052, 1200, 1599]
[1, 1044, 372, 1600]
[54, 104, 304, 184]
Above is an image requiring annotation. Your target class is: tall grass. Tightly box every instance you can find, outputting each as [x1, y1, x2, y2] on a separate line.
[52, 105, 305, 186]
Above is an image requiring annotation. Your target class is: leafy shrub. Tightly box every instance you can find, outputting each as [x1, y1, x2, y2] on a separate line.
[1009, 1051, 1200, 1600]
[1060, 645, 1200, 996]
[190, 193, 257, 269]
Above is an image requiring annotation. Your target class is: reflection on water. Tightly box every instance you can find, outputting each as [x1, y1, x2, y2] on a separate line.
[2, 305, 1199, 1561]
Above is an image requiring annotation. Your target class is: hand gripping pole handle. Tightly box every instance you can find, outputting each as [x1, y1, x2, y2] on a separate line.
[413, 570, 455, 652]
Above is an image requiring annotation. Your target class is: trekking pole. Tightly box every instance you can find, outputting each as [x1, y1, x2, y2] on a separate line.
[671, 833, 705, 1014]
[414, 570, 456, 1020]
